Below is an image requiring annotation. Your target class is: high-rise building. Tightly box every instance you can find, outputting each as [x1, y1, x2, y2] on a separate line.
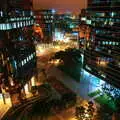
[79, 9, 91, 50]
[84, 0, 120, 88]
[0, 1, 37, 105]
[54, 13, 79, 32]
[34, 9, 54, 43]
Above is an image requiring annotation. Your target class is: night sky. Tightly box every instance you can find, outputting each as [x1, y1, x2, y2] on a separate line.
[33, 0, 87, 14]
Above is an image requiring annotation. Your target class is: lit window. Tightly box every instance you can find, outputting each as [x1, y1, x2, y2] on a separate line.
[0, 11, 3, 17]
[31, 20, 33, 24]
[17, 22, 20, 28]
[81, 17, 86, 21]
[13, 23, 16, 28]
[24, 59, 26, 64]
[52, 9, 56, 14]
[106, 41, 108, 45]
[30, 11, 33, 16]
[113, 42, 115, 45]
[22, 61, 24, 66]
[31, 54, 33, 58]
[29, 21, 31, 25]
[6, 23, 10, 30]
[109, 22, 114, 26]
[103, 41, 105, 45]
[17, 18, 19, 21]
[2, 24, 6, 30]
[109, 42, 112, 45]
[27, 57, 29, 61]
[1, 24, 3, 30]
[24, 21, 26, 26]
[20, 17, 22, 21]
[0, 24, 2, 30]
[104, 20, 107, 25]
[20, 22, 22, 27]
[111, 12, 115, 17]
[29, 56, 31, 60]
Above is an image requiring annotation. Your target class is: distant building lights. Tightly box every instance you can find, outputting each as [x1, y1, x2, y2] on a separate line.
[86, 20, 92, 25]
[31, 76, 36, 86]
[101, 74, 106, 78]
[27, 57, 29, 62]
[81, 17, 86, 21]
[31, 54, 33, 58]
[52, 9, 56, 14]
[0, 11, 3, 17]
[14, 61, 17, 69]
[85, 65, 91, 71]
[111, 12, 114, 17]
[24, 84, 29, 94]
[29, 56, 31, 60]
[30, 11, 33, 16]
[22, 61, 24, 66]
[24, 59, 26, 64]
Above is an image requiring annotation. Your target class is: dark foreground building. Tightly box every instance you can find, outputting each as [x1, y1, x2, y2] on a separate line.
[84, 0, 120, 88]
[0, 0, 37, 105]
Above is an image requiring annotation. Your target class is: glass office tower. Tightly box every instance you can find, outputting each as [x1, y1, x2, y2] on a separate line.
[84, 0, 120, 88]
[0, 0, 37, 105]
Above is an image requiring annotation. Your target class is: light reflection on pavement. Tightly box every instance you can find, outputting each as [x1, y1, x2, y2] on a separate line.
[0, 94, 12, 120]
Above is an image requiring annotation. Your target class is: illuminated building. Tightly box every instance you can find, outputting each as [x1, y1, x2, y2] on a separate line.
[84, 0, 120, 88]
[34, 9, 54, 43]
[0, 0, 37, 105]
[79, 9, 91, 50]
[54, 13, 79, 32]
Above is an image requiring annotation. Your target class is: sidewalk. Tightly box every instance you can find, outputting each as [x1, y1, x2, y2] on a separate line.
[0, 96, 12, 120]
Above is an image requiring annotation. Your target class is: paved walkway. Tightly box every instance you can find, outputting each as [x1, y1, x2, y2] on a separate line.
[0, 94, 12, 119]
[46, 64, 101, 100]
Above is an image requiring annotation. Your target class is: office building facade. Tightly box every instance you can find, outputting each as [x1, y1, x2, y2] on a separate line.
[84, 0, 120, 88]
[0, 0, 37, 105]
